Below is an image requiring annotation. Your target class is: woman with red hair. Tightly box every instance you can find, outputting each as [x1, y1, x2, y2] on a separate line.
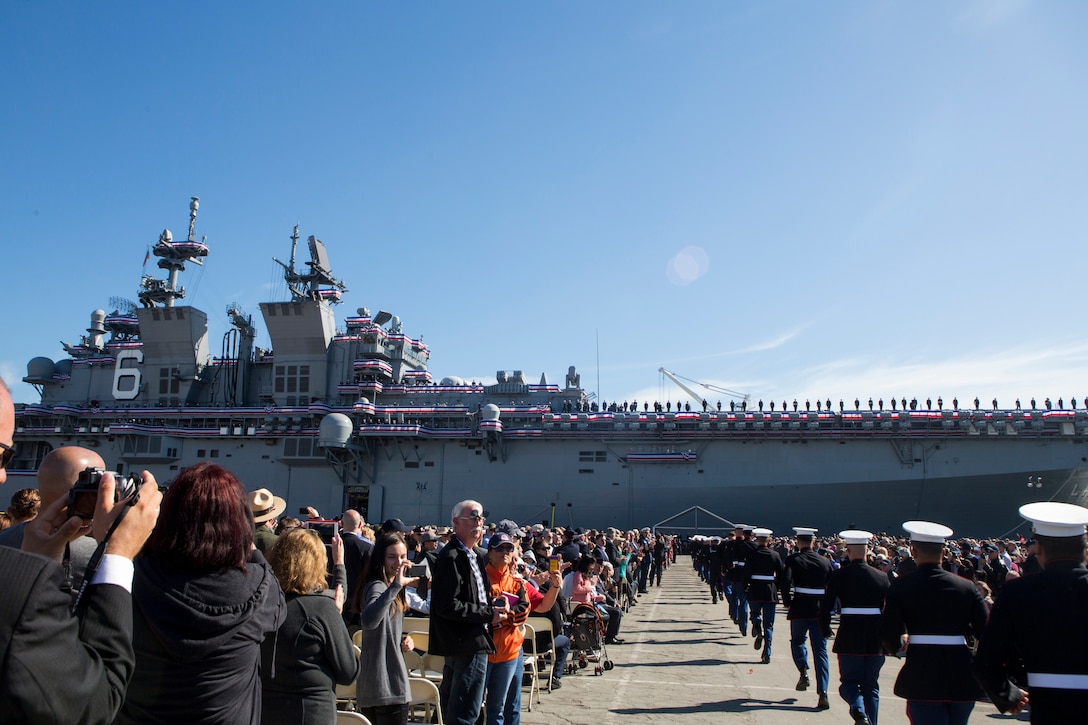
[116, 463, 286, 725]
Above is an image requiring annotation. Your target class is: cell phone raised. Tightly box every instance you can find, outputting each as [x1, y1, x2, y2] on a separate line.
[303, 519, 340, 545]
[408, 563, 428, 579]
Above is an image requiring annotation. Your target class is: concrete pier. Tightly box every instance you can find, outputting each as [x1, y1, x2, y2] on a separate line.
[521, 556, 1022, 724]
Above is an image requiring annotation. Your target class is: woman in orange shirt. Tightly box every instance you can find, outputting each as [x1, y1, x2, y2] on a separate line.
[483, 533, 530, 725]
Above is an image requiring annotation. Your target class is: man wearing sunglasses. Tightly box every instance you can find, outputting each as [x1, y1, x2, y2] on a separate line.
[430, 499, 508, 725]
[0, 378, 163, 723]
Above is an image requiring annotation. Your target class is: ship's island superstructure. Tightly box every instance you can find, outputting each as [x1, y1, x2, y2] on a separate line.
[12, 201, 1088, 535]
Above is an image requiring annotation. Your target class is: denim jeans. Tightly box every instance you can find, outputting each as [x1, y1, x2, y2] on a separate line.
[551, 634, 570, 680]
[440, 651, 488, 725]
[790, 618, 829, 694]
[905, 700, 974, 725]
[484, 653, 522, 725]
[727, 582, 748, 634]
[837, 654, 884, 724]
[750, 600, 776, 657]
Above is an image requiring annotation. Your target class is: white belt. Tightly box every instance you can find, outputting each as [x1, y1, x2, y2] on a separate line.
[1028, 673, 1088, 690]
[909, 635, 966, 646]
[732, 561, 745, 566]
[751, 574, 775, 581]
[795, 587, 825, 595]
[840, 607, 881, 615]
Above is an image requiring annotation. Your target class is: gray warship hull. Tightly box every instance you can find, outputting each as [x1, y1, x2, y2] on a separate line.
[12, 203, 1088, 536]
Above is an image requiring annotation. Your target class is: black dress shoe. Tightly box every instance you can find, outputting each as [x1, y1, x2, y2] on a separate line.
[816, 693, 830, 710]
[796, 673, 810, 691]
[753, 632, 764, 650]
[605, 637, 625, 645]
[760, 652, 771, 664]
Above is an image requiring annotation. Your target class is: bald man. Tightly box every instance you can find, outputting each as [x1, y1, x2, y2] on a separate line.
[0, 445, 105, 592]
[0, 377, 163, 723]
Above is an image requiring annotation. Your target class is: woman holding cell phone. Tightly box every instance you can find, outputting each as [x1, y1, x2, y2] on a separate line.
[356, 532, 419, 725]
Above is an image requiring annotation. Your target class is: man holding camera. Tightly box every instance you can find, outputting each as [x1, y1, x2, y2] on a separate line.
[0, 378, 163, 724]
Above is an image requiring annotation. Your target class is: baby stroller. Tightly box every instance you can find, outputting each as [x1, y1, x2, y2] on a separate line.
[567, 603, 614, 675]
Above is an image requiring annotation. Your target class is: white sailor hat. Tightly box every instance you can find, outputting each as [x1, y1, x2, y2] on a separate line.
[753, 527, 773, 538]
[710, 535, 722, 543]
[793, 527, 818, 537]
[902, 520, 953, 544]
[742, 524, 755, 533]
[839, 530, 873, 546]
[733, 522, 747, 530]
[1020, 501, 1088, 538]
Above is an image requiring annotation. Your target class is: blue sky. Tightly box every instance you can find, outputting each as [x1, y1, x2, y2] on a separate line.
[3, 1, 1087, 410]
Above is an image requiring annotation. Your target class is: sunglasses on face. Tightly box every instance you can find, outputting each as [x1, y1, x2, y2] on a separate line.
[458, 510, 485, 521]
[0, 440, 15, 469]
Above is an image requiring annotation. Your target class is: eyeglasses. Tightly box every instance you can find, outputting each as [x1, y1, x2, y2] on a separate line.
[494, 546, 515, 553]
[458, 510, 485, 521]
[0, 440, 15, 469]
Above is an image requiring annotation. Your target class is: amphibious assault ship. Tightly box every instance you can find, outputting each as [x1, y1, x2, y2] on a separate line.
[11, 201, 1088, 535]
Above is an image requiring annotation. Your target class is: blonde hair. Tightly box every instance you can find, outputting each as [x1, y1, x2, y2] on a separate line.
[267, 528, 329, 595]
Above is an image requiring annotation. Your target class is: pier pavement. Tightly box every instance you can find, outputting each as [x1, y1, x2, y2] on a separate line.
[521, 556, 1024, 724]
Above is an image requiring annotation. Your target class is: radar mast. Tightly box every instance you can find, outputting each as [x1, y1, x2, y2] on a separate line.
[138, 196, 209, 308]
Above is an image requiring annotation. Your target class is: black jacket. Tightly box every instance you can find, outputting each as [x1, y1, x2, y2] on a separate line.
[881, 564, 988, 701]
[783, 550, 833, 620]
[974, 559, 1088, 723]
[260, 592, 361, 725]
[428, 538, 496, 657]
[0, 547, 134, 724]
[822, 558, 890, 655]
[725, 538, 756, 583]
[117, 549, 286, 725]
[744, 545, 785, 603]
[341, 532, 373, 621]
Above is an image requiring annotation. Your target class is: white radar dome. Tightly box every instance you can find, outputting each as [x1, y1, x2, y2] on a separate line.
[481, 404, 501, 421]
[319, 413, 354, 448]
[440, 376, 465, 386]
[26, 357, 56, 379]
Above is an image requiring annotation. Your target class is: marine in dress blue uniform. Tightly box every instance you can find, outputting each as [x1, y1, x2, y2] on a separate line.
[822, 530, 889, 725]
[725, 524, 755, 634]
[783, 526, 832, 710]
[881, 520, 989, 725]
[744, 527, 784, 664]
[975, 501, 1088, 725]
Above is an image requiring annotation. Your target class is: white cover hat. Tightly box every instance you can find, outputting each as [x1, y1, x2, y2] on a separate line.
[839, 529, 874, 546]
[1020, 502, 1088, 537]
[753, 527, 773, 538]
[903, 520, 953, 543]
[793, 527, 818, 536]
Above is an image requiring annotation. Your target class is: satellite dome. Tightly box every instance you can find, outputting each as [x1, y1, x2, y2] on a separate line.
[318, 413, 354, 448]
[440, 376, 465, 386]
[26, 357, 56, 380]
[357, 395, 371, 405]
[481, 404, 501, 421]
[55, 359, 73, 376]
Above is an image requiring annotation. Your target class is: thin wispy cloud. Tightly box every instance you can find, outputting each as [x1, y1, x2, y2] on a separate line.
[952, 0, 1032, 32]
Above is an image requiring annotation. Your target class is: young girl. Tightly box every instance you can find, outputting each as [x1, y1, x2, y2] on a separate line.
[357, 533, 417, 725]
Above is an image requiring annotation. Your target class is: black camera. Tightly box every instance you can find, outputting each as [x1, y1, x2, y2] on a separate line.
[67, 467, 140, 520]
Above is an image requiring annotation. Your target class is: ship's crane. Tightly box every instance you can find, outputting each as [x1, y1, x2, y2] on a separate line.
[659, 368, 750, 408]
